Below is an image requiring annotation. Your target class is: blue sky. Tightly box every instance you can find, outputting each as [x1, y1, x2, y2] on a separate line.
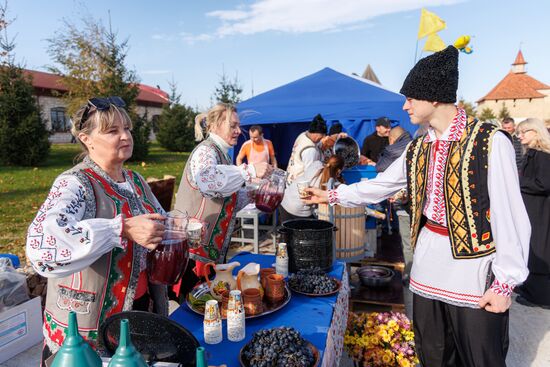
[9, 0, 550, 110]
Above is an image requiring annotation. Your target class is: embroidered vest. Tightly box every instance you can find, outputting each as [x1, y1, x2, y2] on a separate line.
[174, 138, 238, 265]
[286, 132, 318, 184]
[43, 157, 168, 353]
[406, 118, 502, 259]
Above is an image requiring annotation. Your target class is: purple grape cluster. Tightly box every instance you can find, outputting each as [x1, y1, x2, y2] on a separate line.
[288, 268, 336, 294]
[242, 327, 315, 367]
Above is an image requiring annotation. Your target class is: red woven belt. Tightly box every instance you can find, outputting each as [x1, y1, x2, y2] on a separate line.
[424, 220, 449, 236]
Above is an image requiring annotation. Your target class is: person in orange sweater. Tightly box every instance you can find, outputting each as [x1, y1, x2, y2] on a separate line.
[236, 125, 278, 167]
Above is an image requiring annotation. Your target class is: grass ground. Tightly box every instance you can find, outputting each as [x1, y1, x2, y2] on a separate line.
[0, 143, 189, 264]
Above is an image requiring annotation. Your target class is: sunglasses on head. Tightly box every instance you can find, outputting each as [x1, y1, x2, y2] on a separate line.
[79, 96, 127, 130]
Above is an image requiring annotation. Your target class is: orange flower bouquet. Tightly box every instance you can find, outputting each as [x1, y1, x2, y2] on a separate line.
[344, 311, 419, 367]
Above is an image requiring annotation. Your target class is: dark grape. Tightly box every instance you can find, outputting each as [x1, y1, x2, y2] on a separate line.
[288, 268, 337, 294]
[242, 327, 315, 367]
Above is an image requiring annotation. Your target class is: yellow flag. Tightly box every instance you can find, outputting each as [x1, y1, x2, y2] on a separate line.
[423, 33, 446, 52]
[417, 8, 446, 39]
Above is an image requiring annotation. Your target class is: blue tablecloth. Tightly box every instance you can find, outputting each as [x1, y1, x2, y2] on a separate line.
[170, 252, 347, 367]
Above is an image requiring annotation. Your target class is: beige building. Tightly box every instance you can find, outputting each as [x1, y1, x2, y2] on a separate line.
[26, 69, 169, 143]
[477, 50, 550, 122]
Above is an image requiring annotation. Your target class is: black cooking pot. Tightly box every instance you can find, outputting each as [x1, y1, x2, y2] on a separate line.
[279, 219, 334, 273]
[98, 311, 199, 366]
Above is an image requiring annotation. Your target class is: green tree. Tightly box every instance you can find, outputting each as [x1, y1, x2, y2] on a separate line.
[130, 113, 151, 161]
[498, 103, 510, 120]
[0, 1, 50, 165]
[48, 14, 149, 160]
[458, 99, 477, 118]
[212, 69, 243, 105]
[478, 107, 496, 122]
[157, 104, 197, 152]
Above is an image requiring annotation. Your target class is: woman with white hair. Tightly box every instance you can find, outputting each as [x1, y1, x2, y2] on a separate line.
[174, 103, 272, 294]
[515, 118, 550, 309]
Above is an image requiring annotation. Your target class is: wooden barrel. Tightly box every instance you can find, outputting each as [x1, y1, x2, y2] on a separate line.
[317, 204, 366, 262]
[147, 175, 176, 211]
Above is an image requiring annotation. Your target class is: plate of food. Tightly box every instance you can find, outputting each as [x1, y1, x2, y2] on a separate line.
[186, 282, 292, 319]
[239, 327, 319, 367]
[288, 268, 341, 296]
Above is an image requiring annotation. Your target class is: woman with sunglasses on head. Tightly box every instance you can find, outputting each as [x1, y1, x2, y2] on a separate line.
[174, 103, 272, 295]
[26, 97, 169, 364]
[514, 118, 550, 309]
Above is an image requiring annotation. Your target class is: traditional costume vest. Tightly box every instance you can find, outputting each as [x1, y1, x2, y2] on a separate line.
[43, 157, 168, 353]
[174, 138, 238, 265]
[287, 132, 317, 184]
[406, 118, 502, 259]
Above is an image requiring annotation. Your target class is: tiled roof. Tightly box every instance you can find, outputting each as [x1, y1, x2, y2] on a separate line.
[23, 69, 168, 105]
[24, 69, 68, 92]
[136, 84, 169, 104]
[513, 50, 526, 65]
[477, 72, 549, 102]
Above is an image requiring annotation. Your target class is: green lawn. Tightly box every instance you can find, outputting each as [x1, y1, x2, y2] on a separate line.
[0, 143, 189, 263]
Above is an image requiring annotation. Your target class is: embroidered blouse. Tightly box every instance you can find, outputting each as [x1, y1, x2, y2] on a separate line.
[328, 113, 530, 305]
[26, 174, 164, 278]
[190, 133, 257, 199]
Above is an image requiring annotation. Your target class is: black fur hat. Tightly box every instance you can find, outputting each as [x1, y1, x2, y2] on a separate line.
[328, 122, 343, 135]
[400, 46, 459, 103]
[309, 114, 328, 134]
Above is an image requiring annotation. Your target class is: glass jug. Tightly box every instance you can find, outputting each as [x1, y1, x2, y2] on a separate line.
[255, 169, 286, 213]
[147, 211, 189, 285]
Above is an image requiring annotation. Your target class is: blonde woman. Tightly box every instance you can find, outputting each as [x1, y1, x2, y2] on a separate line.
[515, 118, 550, 309]
[174, 103, 272, 293]
[26, 97, 168, 364]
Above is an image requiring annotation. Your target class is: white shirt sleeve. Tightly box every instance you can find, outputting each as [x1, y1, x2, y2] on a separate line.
[487, 132, 530, 291]
[190, 145, 256, 198]
[301, 146, 320, 168]
[332, 149, 408, 207]
[26, 175, 124, 278]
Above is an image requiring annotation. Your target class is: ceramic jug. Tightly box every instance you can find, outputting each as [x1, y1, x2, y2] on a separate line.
[236, 263, 262, 297]
[204, 261, 240, 300]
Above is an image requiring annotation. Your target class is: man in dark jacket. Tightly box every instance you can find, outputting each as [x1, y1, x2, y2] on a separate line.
[501, 117, 524, 169]
[376, 126, 412, 172]
[360, 117, 391, 163]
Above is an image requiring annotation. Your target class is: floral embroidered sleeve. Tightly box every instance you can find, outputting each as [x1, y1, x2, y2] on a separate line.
[26, 175, 124, 278]
[190, 145, 256, 198]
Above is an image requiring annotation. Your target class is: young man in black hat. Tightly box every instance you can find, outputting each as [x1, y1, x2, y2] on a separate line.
[360, 116, 391, 164]
[305, 46, 530, 366]
[286, 113, 327, 184]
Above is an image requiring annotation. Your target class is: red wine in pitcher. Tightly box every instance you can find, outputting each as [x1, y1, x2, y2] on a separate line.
[147, 234, 189, 285]
[255, 192, 284, 213]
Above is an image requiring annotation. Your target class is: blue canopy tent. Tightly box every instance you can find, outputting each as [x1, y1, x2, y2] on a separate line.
[235, 67, 415, 167]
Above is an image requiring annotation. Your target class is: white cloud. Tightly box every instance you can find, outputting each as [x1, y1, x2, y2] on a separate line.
[179, 32, 214, 45]
[205, 0, 460, 37]
[151, 33, 173, 41]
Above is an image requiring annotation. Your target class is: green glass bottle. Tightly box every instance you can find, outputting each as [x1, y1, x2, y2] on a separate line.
[107, 319, 148, 367]
[51, 311, 102, 367]
[196, 346, 207, 367]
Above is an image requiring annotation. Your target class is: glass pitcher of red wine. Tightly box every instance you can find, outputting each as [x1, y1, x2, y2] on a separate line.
[255, 169, 287, 213]
[147, 211, 190, 285]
